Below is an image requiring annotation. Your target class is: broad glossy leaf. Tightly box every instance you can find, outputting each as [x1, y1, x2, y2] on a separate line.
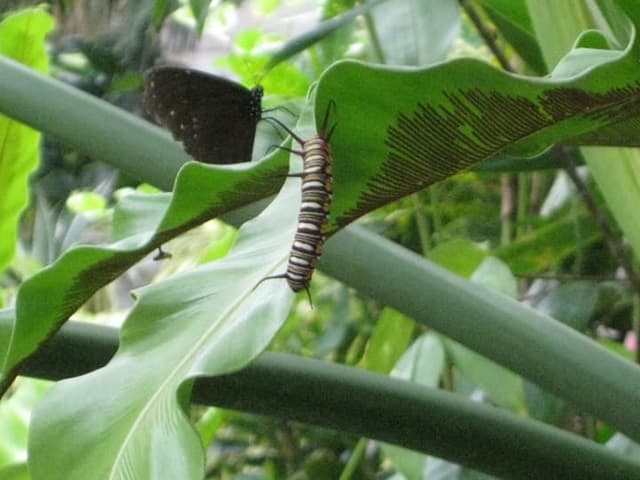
[591, 0, 633, 47]
[314, 9, 640, 232]
[0, 152, 285, 390]
[0, 463, 29, 480]
[28, 147, 308, 480]
[527, 0, 640, 262]
[470, 257, 517, 299]
[427, 239, 487, 278]
[0, 9, 52, 274]
[360, 307, 414, 374]
[527, 0, 594, 69]
[0, 378, 49, 468]
[371, 0, 459, 66]
[391, 334, 445, 388]
[586, 147, 640, 261]
[111, 191, 172, 241]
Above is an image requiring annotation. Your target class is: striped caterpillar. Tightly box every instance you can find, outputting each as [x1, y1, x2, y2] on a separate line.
[257, 103, 336, 304]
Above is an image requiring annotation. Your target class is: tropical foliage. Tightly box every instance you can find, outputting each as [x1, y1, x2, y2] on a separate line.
[1, 1, 640, 479]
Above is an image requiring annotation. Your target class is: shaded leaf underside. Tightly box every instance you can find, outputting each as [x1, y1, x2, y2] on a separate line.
[316, 42, 640, 232]
[1, 155, 285, 388]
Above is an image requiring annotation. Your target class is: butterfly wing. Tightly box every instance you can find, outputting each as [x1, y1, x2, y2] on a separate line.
[144, 67, 263, 164]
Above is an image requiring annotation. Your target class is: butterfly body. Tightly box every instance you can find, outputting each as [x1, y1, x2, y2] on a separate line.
[144, 67, 263, 164]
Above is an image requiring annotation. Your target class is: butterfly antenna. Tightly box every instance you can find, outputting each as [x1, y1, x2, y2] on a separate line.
[263, 105, 297, 118]
[265, 144, 304, 156]
[262, 116, 304, 145]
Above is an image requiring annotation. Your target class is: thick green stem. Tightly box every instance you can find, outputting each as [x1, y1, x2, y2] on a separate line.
[15, 319, 640, 480]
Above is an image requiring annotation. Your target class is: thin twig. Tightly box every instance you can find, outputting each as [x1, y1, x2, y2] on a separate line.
[459, 0, 514, 72]
[558, 148, 640, 299]
[460, 0, 521, 246]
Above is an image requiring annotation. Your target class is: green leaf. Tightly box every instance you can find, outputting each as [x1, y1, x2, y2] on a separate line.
[314, 18, 640, 232]
[526, 0, 594, 69]
[470, 256, 517, 299]
[26, 113, 321, 480]
[443, 338, 525, 412]
[66, 191, 107, 215]
[0, 463, 30, 480]
[0, 8, 52, 274]
[360, 307, 414, 374]
[110, 191, 172, 242]
[534, 281, 603, 331]
[371, 0, 460, 65]
[592, 0, 634, 48]
[194, 407, 224, 447]
[494, 212, 600, 275]
[197, 222, 238, 263]
[524, 0, 640, 262]
[548, 31, 624, 79]
[28, 154, 304, 480]
[0, 152, 286, 389]
[476, 0, 547, 74]
[150, 0, 175, 28]
[189, 0, 211, 35]
[0, 378, 49, 468]
[266, 0, 387, 71]
[428, 239, 487, 277]
[586, 147, 640, 261]
[391, 334, 445, 388]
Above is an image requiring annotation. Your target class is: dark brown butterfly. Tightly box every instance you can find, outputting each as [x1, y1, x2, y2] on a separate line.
[144, 66, 263, 164]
